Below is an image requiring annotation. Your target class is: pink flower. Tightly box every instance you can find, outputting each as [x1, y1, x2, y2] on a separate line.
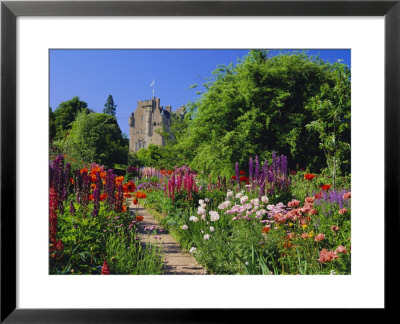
[343, 192, 351, 199]
[331, 225, 340, 231]
[336, 245, 348, 254]
[309, 209, 318, 215]
[315, 233, 325, 242]
[301, 233, 309, 239]
[305, 196, 315, 204]
[288, 199, 300, 208]
[339, 208, 348, 214]
[318, 249, 338, 263]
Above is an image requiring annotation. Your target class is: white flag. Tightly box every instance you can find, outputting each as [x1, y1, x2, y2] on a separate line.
[150, 80, 155, 87]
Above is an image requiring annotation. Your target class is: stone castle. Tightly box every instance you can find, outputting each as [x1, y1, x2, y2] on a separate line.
[128, 97, 184, 153]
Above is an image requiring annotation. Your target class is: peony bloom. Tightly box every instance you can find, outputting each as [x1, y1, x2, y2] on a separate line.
[209, 226, 215, 232]
[226, 191, 233, 198]
[318, 249, 338, 263]
[305, 196, 315, 204]
[336, 245, 348, 254]
[288, 200, 300, 208]
[240, 195, 249, 204]
[315, 233, 325, 242]
[181, 224, 189, 230]
[343, 192, 351, 199]
[331, 225, 340, 231]
[101, 261, 111, 275]
[203, 234, 210, 240]
[209, 211, 220, 222]
[189, 216, 199, 222]
[339, 208, 348, 214]
[261, 196, 269, 204]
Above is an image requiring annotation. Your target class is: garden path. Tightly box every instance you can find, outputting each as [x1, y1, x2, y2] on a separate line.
[129, 202, 207, 275]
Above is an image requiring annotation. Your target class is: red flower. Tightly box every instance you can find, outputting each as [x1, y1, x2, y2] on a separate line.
[231, 176, 237, 180]
[101, 261, 110, 275]
[70, 177, 74, 185]
[100, 193, 107, 201]
[136, 215, 144, 221]
[167, 170, 173, 175]
[135, 191, 147, 199]
[239, 176, 249, 182]
[132, 199, 138, 205]
[321, 184, 331, 191]
[315, 191, 323, 199]
[290, 170, 297, 176]
[239, 171, 245, 175]
[304, 173, 315, 181]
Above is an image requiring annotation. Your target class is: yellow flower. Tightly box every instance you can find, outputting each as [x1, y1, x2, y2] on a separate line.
[309, 231, 314, 237]
[302, 224, 308, 229]
[289, 222, 293, 227]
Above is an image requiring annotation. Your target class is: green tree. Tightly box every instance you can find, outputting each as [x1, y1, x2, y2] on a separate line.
[53, 96, 89, 139]
[103, 95, 117, 116]
[49, 106, 56, 142]
[305, 62, 351, 184]
[176, 50, 351, 179]
[54, 111, 128, 168]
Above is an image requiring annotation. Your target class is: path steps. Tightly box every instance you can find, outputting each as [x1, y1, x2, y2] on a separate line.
[129, 202, 206, 275]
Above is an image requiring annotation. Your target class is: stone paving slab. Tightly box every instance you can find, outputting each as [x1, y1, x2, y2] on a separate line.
[129, 203, 206, 275]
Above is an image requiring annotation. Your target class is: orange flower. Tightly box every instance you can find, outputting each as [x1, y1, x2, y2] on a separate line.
[161, 170, 167, 175]
[167, 170, 173, 175]
[70, 177, 74, 185]
[126, 181, 136, 192]
[89, 194, 94, 201]
[100, 171, 107, 179]
[115, 176, 124, 185]
[90, 166, 101, 174]
[122, 205, 127, 213]
[132, 199, 138, 205]
[80, 168, 88, 174]
[124, 193, 133, 198]
[135, 191, 147, 199]
[262, 226, 270, 234]
[90, 183, 96, 190]
[304, 173, 315, 181]
[100, 193, 107, 201]
[136, 215, 144, 221]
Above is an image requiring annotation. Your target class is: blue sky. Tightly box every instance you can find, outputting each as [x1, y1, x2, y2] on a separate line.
[50, 49, 350, 136]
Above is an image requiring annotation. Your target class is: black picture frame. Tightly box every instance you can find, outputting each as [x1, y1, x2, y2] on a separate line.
[1, 0, 398, 322]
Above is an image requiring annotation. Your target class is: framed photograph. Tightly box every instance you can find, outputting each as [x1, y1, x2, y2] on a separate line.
[1, 0, 398, 321]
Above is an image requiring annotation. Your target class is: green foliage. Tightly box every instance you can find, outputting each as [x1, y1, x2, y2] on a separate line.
[54, 111, 128, 168]
[53, 96, 90, 140]
[49, 107, 56, 142]
[174, 50, 350, 178]
[103, 94, 117, 116]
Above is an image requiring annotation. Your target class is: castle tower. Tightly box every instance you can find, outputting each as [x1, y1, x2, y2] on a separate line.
[129, 97, 172, 153]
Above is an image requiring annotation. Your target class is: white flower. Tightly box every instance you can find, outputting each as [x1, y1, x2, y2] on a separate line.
[198, 199, 205, 205]
[226, 191, 233, 197]
[240, 195, 249, 204]
[197, 207, 206, 215]
[200, 203, 207, 209]
[209, 211, 220, 222]
[200, 214, 206, 220]
[250, 198, 259, 205]
[203, 234, 210, 240]
[218, 201, 231, 210]
[189, 247, 197, 253]
[209, 226, 215, 232]
[189, 216, 199, 222]
[181, 224, 189, 230]
[235, 192, 243, 199]
[205, 198, 209, 203]
[261, 196, 269, 204]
